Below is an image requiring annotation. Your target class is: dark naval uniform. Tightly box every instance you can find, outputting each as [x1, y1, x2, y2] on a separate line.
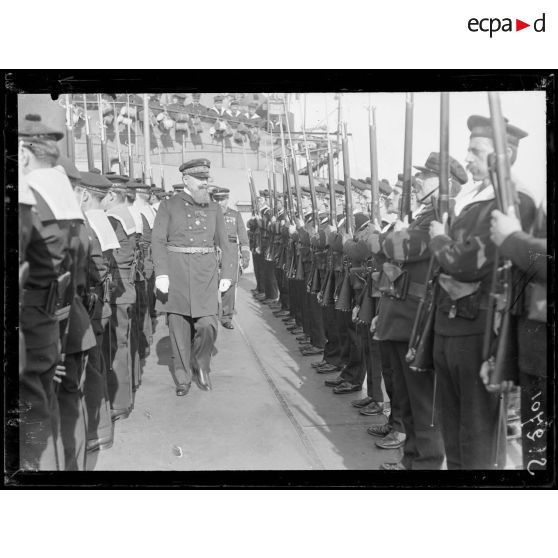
[20, 165, 85, 471]
[103, 182, 138, 419]
[220, 203, 250, 327]
[498, 203, 548, 472]
[430, 186, 535, 469]
[152, 165, 234, 390]
[377, 205, 445, 469]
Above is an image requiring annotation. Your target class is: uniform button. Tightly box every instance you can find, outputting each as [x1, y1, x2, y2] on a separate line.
[188, 226, 192, 229]
[203, 226, 207, 230]
[190, 238, 194, 242]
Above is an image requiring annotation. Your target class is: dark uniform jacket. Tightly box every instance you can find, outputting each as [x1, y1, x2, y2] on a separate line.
[106, 205, 137, 305]
[430, 189, 535, 337]
[375, 206, 435, 342]
[152, 191, 234, 317]
[65, 223, 97, 355]
[500, 204, 547, 377]
[223, 207, 249, 278]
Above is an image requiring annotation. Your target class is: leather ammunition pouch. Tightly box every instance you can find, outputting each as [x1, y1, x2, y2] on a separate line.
[438, 273, 484, 320]
[527, 282, 546, 323]
[22, 271, 72, 316]
[377, 261, 409, 300]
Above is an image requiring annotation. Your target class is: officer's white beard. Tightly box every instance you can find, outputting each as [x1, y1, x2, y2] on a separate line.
[191, 184, 210, 205]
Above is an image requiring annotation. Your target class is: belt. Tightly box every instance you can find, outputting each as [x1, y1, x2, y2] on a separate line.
[168, 246, 216, 254]
[228, 237, 238, 244]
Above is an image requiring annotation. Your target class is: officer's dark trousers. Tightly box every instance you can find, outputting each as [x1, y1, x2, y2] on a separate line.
[252, 253, 265, 294]
[84, 326, 113, 444]
[221, 283, 236, 322]
[168, 313, 218, 385]
[19, 342, 63, 470]
[104, 303, 134, 413]
[363, 334, 385, 403]
[57, 351, 88, 471]
[263, 259, 279, 300]
[378, 341, 405, 435]
[337, 311, 364, 385]
[147, 272, 157, 319]
[381, 341, 444, 470]
[308, 294, 326, 348]
[288, 278, 300, 322]
[276, 267, 289, 310]
[322, 305, 342, 366]
[433, 334, 506, 470]
[133, 280, 149, 388]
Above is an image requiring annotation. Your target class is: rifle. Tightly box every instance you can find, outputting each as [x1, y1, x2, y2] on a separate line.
[63, 94, 75, 162]
[302, 111, 319, 226]
[341, 122, 353, 235]
[248, 169, 259, 217]
[481, 92, 520, 392]
[327, 134, 337, 226]
[368, 105, 380, 225]
[82, 94, 95, 171]
[406, 92, 450, 381]
[283, 97, 304, 219]
[158, 148, 166, 190]
[400, 93, 414, 221]
[126, 95, 134, 179]
[112, 99, 125, 175]
[97, 94, 109, 173]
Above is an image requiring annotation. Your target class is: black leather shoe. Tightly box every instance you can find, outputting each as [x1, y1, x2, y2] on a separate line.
[302, 346, 324, 356]
[324, 376, 344, 387]
[282, 316, 295, 323]
[311, 360, 328, 369]
[316, 363, 339, 373]
[274, 310, 290, 317]
[290, 327, 304, 335]
[359, 401, 384, 416]
[195, 368, 212, 391]
[222, 321, 234, 329]
[296, 335, 310, 342]
[176, 383, 191, 396]
[111, 408, 131, 422]
[333, 382, 362, 394]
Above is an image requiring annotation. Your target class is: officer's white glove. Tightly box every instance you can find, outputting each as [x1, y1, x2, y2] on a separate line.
[219, 279, 232, 292]
[155, 275, 169, 294]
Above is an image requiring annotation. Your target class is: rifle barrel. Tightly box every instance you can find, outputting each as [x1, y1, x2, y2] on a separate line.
[439, 92, 450, 218]
[341, 123, 353, 234]
[400, 93, 414, 221]
[369, 107, 380, 224]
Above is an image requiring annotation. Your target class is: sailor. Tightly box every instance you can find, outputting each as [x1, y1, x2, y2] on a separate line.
[208, 95, 226, 119]
[373, 153, 468, 470]
[244, 101, 262, 128]
[133, 180, 158, 335]
[54, 156, 97, 470]
[18, 114, 84, 470]
[428, 115, 536, 469]
[184, 93, 207, 148]
[210, 187, 251, 330]
[224, 99, 243, 127]
[152, 158, 234, 395]
[489, 200, 548, 473]
[124, 181, 146, 392]
[73, 170, 120, 453]
[101, 173, 138, 422]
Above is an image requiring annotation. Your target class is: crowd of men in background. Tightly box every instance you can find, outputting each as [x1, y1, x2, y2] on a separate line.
[16, 101, 549, 474]
[246, 115, 548, 471]
[73, 92, 273, 155]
